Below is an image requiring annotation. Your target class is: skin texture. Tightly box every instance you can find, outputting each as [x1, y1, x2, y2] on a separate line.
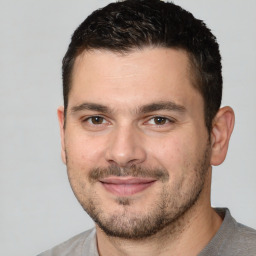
[58, 47, 235, 256]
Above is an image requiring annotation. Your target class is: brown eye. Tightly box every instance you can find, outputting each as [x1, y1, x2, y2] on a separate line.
[153, 116, 167, 125]
[90, 116, 105, 124]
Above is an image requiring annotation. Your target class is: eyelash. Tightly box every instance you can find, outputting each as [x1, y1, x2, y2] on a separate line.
[83, 116, 108, 125]
[82, 115, 175, 127]
[146, 116, 175, 126]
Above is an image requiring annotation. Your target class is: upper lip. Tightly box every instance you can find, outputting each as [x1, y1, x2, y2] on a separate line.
[99, 176, 157, 184]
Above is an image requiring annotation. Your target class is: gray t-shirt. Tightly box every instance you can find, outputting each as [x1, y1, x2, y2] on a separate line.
[38, 208, 256, 256]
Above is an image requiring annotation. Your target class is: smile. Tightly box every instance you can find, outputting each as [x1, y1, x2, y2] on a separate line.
[99, 177, 156, 196]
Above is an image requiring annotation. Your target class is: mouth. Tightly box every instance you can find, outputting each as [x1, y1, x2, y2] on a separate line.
[99, 176, 157, 196]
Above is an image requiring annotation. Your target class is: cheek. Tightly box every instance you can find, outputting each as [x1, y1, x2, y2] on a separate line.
[65, 133, 106, 169]
[148, 134, 194, 168]
[147, 132, 205, 188]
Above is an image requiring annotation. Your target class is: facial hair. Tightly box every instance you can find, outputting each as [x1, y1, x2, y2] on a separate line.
[66, 145, 211, 240]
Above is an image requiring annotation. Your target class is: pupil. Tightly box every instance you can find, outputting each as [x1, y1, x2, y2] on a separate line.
[154, 117, 166, 125]
[92, 116, 103, 124]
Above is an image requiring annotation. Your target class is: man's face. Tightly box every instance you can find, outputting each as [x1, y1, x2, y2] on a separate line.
[60, 48, 212, 239]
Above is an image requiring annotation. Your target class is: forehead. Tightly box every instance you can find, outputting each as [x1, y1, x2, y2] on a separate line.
[69, 47, 202, 110]
[73, 47, 191, 79]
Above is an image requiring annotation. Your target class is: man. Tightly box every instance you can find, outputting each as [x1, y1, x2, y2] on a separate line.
[39, 0, 256, 255]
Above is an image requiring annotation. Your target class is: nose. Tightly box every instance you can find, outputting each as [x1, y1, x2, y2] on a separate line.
[105, 125, 147, 167]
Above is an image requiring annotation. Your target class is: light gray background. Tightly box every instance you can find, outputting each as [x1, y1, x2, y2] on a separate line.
[0, 1, 255, 255]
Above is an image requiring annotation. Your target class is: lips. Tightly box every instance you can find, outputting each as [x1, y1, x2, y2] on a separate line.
[99, 177, 156, 196]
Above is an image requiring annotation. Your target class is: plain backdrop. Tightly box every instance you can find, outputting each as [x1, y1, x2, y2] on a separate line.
[0, 1, 255, 255]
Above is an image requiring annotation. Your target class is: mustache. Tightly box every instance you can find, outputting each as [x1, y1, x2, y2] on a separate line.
[88, 165, 169, 183]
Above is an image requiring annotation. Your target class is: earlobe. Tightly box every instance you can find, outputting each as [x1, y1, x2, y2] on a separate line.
[57, 106, 67, 165]
[210, 106, 235, 166]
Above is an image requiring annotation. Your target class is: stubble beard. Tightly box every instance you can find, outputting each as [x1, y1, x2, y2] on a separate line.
[67, 145, 211, 240]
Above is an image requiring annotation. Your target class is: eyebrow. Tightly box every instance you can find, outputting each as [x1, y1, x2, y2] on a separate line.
[71, 103, 111, 114]
[138, 101, 186, 114]
[70, 101, 186, 115]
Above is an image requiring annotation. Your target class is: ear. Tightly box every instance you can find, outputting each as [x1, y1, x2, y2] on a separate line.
[210, 106, 235, 166]
[57, 106, 67, 165]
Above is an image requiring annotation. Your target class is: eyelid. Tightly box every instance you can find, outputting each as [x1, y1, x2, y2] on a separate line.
[82, 115, 110, 125]
[80, 114, 176, 127]
[145, 115, 176, 125]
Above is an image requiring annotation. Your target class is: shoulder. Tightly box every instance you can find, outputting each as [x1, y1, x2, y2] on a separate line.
[37, 228, 97, 256]
[230, 222, 256, 251]
[200, 208, 256, 256]
[218, 208, 256, 255]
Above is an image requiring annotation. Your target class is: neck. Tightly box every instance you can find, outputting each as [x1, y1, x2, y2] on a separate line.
[96, 171, 222, 256]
